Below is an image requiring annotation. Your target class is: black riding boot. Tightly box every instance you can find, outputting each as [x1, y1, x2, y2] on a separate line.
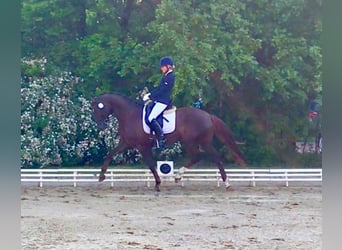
[150, 119, 166, 149]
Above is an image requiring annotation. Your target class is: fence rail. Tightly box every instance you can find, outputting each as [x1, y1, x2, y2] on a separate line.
[21, 168, 322, 187]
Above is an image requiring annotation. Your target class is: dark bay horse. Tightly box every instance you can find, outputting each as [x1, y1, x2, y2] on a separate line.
[92, 93, 246, 191]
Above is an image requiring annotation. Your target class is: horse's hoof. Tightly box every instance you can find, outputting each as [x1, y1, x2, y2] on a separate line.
[98, 175, 106, 182]
[175, 177, 181, 183]
[155, 186, 161, 192]
[226, 185, 234, 191]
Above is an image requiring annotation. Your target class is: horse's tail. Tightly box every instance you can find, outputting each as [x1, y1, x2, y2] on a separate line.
[211, 115, 247, 167]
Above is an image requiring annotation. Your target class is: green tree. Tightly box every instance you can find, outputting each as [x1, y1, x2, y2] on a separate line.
[21, 0, 160, 97]
[140, 0, 321, 165]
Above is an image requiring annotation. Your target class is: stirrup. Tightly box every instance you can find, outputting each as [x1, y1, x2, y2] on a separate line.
[156, 138, 166, 149]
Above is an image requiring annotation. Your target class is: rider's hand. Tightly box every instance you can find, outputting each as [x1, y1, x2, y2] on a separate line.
[143, 93, 151, 102]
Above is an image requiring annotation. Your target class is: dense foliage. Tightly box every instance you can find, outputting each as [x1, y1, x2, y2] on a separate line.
[21, 66, 108, 167]
[21, 0, 322, 167]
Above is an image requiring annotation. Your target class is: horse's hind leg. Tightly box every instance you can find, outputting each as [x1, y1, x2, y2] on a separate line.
[175, 156, 201, 182]
[202, 144, 231, 189]
[175, 144, 201, 182]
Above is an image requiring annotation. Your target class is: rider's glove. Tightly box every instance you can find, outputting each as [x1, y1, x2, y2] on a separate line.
[143, 93, 151, 102]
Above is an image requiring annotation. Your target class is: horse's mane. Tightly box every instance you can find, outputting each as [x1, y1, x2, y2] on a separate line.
[102, 92, 143, 108]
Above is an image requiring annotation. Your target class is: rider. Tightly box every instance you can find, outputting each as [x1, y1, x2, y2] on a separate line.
[143, 56, 175, 149]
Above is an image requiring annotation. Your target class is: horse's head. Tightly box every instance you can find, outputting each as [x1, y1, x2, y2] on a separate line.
[91, 95, 112, 130]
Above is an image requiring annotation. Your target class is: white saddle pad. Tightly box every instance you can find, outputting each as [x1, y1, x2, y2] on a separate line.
[142, 105, 176, 135]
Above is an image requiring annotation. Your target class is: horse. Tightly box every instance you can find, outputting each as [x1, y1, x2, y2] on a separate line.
[91, 93, 246, 191]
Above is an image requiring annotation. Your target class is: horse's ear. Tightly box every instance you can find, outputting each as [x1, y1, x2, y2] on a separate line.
[91, 99, 97, 107]
[90, 100, 95, 109]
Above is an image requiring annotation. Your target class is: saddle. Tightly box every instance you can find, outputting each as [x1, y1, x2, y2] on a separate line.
[144, 102, 174, 128]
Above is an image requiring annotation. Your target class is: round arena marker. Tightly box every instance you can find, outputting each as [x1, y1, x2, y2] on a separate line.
[157, 161, 174, 177]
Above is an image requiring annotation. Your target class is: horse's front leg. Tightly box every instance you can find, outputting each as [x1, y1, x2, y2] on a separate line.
[99, 140, 129, 182]
[139, 147, 161, 192]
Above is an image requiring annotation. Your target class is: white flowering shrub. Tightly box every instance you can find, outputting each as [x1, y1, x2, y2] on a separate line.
[160, 142, 183, 160]
[21, 70, 116, 167]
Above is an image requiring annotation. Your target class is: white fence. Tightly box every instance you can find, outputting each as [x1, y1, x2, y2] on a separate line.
[21, 168, 322, 188]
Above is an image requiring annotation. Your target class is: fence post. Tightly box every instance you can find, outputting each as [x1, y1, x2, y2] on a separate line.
[110, 170, 114, 187]
[73, 171, 77, 187]
[251, 171, 256, 187]
[146, 170, 150, 187]
[285, 170, 289, 187]
[39, 170, 43, 188]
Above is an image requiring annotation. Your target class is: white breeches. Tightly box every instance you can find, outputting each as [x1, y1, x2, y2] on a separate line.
[148, 102, 167, 122]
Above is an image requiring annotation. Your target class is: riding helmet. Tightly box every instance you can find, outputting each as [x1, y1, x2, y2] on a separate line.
[160, 56, 174, 67]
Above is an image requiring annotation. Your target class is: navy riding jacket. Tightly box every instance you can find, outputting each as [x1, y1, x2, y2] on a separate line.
[149, 70, 175, 105]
